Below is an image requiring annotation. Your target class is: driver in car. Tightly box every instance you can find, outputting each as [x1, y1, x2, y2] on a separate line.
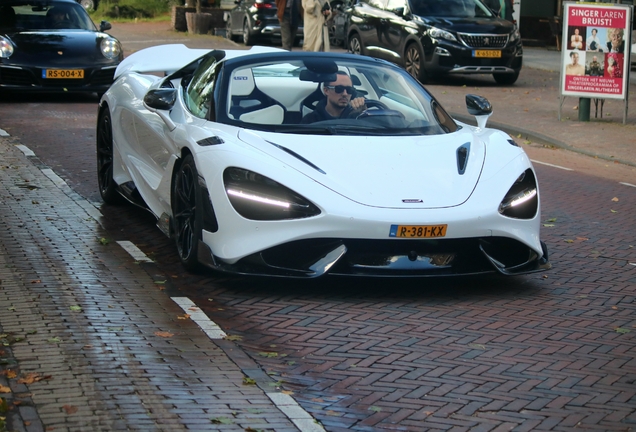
[301, 71, 367, 123]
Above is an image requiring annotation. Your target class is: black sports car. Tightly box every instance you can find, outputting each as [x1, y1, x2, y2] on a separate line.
[0, 0, 122, 95]
[346, 0, 522, 84]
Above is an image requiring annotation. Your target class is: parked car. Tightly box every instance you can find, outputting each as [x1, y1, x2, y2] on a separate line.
[345, 0, 523, 84]
[96, 45, 550, 277]
[0, 0, 122, 95]
[224, 0, 303, 46]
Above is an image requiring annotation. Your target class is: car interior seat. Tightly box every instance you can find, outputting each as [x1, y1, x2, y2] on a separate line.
[228, 68, 285, 125]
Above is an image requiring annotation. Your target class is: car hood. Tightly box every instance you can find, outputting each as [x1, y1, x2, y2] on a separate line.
[421, 16, 514, 35]
[3, 31, 117, 65]
[238, 129, 486, 209]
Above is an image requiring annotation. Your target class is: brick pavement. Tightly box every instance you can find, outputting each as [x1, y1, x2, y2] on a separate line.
[0, 137, 303, 430]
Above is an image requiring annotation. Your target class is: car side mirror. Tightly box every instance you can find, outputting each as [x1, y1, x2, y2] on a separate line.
[144, 88, 177, 131]
[99, 20, 112, 31]
[465, 94, 492, 129]
[393, 7, 404, 17]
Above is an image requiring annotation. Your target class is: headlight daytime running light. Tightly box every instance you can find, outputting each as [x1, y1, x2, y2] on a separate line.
[428, 27, 457, 42]
[224, 167, 321, 221]
[0, 37, 14, 58]
[100, 37, 121, 60]
[498, 169, 538, 219]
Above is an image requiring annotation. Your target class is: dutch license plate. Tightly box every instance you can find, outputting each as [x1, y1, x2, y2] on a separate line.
[473, 50, 501, 58]
[42, 69, 84, 79]
[389, 224, 448, 238]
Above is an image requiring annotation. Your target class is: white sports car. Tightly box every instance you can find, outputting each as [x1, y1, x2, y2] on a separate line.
[97, 44, 550, 277]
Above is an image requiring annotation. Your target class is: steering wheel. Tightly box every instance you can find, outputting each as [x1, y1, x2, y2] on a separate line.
[363, 99, 390, 111]
[357, 99, 406, 120]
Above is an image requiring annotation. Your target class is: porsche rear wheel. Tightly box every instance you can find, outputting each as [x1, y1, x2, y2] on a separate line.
[172, 154, 202, 271]
[96, 109, 122, 205]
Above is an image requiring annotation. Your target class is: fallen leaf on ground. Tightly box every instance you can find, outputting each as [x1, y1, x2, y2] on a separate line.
[154, 331, 174, 338]
[0, 385, 10, 393]
[63, 405, 78, 414]
[177, 314, 190, 320]
[18, 373, 52, 384]
[612, 197, 619, 202]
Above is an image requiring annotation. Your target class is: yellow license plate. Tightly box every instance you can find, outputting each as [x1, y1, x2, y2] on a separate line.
[473, 50, 501, 58]
[43, 69, 84, 79]
[389, 224, 448, 238]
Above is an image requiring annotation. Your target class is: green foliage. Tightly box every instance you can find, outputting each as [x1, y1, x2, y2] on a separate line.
[97, 0, 172, 20]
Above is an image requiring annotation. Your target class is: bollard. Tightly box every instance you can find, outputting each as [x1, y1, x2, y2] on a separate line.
[579, 98, 591, 122]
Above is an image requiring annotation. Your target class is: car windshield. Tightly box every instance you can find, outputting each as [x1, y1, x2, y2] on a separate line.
[0, 0, 96, 31]
[410, 0, 493, 18]
[200, 55, 457, 136]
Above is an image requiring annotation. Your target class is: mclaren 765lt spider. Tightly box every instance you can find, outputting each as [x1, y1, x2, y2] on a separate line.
[97, 44, 550, 278]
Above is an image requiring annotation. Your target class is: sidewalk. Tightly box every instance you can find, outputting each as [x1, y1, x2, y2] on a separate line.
[0, 137, 310, 430]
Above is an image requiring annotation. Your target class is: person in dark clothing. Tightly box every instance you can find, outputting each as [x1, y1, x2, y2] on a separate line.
[276, 0, 303, 51]
[301, 71, 367, 123]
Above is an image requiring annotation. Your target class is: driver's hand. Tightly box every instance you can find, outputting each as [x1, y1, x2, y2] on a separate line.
[350, 97, 366, 112]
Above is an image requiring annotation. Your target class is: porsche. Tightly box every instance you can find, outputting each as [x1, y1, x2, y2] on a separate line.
[0, 0, 122, 95]
[97, 44, 550, 277]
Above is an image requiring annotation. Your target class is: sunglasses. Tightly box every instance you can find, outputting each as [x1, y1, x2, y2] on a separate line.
[325, 85, 355, 95]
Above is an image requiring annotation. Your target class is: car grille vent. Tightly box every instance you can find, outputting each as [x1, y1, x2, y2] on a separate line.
[91, 69, 116, 86]
[0, 67, 35, 86]
[458, 33, 508, 48]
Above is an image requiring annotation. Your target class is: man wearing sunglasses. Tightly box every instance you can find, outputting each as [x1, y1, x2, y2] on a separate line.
[301, 71, 367, 123]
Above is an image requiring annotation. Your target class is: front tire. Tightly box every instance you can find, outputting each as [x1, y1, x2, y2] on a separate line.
[172, 154, 202, 271]
[493, 71, 520, 85]
[96, 109, 122, 205]
[225, 17, 235, 41]
[348, 32, 363, 55]
[405, 42, 428, 83]
[242, 19, 254, 46]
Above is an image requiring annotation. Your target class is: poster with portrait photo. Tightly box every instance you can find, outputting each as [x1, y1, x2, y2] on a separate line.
[585, 27, 607, 52]
[564, 50, 586, 76]
[568, 26, 586, 50]
[560, 2, 631, 99]
[604, 53, 624, 78]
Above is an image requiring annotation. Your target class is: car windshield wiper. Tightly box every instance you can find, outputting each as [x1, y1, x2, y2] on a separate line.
[270, 126, 339, 135]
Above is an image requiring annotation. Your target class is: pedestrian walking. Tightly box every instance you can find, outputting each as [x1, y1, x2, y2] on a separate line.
[276, 0, 303, 51]
[302, 0, 330, 51]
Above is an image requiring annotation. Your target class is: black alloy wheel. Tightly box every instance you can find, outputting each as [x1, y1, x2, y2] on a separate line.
[405, 42, 428, 83]
[348, 33, 363, 55]
[96, 109, 122, 204]
[243, 19, 254, 46]
[172, 154, 202, 271]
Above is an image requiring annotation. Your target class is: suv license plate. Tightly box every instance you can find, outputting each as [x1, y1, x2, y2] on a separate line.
[473, 50, 501, 58]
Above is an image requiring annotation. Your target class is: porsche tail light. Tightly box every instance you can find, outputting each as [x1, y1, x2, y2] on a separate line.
[224, 168, 320, 221]
[498, 169, 538, 219]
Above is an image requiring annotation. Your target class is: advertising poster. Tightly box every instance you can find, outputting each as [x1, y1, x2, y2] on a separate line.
[561, 2, 632, 100]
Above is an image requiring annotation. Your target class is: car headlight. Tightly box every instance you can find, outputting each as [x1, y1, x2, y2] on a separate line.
[498, 169, 538, 219]
[428, 27, 457, 42]
[0, 37, 14, 59]
[100, 37, 121, 60]
[224, 167, 321, 221]
[509, 27, 521, 43]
